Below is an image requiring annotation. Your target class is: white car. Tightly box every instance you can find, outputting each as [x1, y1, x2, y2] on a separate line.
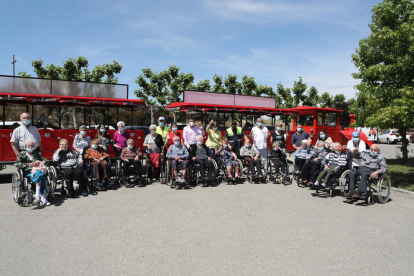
[378, 129, 409, 144]
[88, 125, 115, 130]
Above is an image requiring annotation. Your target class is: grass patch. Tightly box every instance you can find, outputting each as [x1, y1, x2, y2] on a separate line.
[387, 158, 414, 192]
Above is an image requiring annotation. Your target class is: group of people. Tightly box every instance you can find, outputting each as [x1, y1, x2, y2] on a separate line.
[11, 112, 388, 206]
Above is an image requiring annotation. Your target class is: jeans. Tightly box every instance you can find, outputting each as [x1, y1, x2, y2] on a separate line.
[348, 167, 375, 193]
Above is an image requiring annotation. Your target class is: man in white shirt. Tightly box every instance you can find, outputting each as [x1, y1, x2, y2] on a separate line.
[346, 131, 367, 168]
[250, 118, 269, 173]
[10, 113, 42, 157]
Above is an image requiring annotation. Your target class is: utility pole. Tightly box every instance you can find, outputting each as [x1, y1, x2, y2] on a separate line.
[11, 55, 17, 76]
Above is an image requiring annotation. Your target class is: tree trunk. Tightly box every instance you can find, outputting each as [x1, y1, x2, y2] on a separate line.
[400, 128, 408, 163]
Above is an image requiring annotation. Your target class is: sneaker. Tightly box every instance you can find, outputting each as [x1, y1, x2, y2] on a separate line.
[42, 200, 51, 206]
[82, 192, 88, 197]
[108, 181, 115, 186]
[33, 196, 41, 204]
[96, 182, 104, 187]
[317, 184, 326, 192]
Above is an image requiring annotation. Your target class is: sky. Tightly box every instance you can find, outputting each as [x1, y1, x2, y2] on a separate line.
[0, 0, 382, 101]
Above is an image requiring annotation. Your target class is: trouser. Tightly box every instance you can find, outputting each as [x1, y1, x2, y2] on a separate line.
[232, 147, 240, 157]
[316, 165, 336, 184]
[245, 156, 262, 175]
[91, 160, 111, 181]
[254, 147, 267, 172]
[121, 159, 141, 176]
[295, 158, 306, 171]
[195, 159, 212, 179]
[171, 160, 188, 171]
[270, 159, 285, 174]
[301, 161, 320, 181]
[25, 170, 47, 194]
[348, 167, 375, 193]
[62, 166, 87, 193]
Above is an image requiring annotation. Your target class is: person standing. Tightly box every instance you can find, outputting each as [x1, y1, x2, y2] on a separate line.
[291, 123, 310, 150]
[113, 121, 130, 158]
[205, 119, 222, 155]
[156, 116, 169, 146]
[36, 116, 58, 131]
[10, 113, 42, 157]
[95, 124, 113, 153]
[225, 121, 246, 156]
[250, 118, 269, 173]
[165, 122, 183, 149]
[183, 118, 205, 150]
[271, 123, 288, 151]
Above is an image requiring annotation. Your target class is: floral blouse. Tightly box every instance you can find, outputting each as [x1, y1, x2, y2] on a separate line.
[15, 151, 47, 170]
[84, 148, 109, 161]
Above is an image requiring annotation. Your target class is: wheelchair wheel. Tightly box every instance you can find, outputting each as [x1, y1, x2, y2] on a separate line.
[236, 159, 243, 174]
[48, 166, 58, 190]
[377, 174, 391, 203]
[12, 172, 22, 203]
[339, 170, 350, 197]
[160, 159, 166, 184]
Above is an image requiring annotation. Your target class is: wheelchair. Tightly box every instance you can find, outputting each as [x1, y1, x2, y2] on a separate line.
[315, 166, 348, 197]
[83, 158, 114, 191]
[12, 166, 55, 207]
[239, 156, 267, 184]
[292, 158, 305, 184]
[266, 157, 291, 185]
[215, 156, 243, 184]
[164, 158, 191, 189]
[341, 168, 391, 205]
[190, 158, 219, 187]
[114, 157, 147, 187]
[47, 162, 89, 197]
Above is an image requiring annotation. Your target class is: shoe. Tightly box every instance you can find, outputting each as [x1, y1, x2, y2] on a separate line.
[82, 192, 88, 197]
[42, 200, 51, 206]
[317, 184, 326, 192]
[33, 196, 41, 204]
[346, 192, 354, 197]
[96, 182, 104, 187]
[68, 192, 74, 198]
[108, 181, 115, 186]
[353, 191, 362, 198]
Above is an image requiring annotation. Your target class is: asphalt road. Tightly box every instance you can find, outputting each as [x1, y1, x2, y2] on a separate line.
[1, 159, 414, 276]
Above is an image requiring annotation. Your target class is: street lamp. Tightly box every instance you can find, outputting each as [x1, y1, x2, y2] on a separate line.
[11, 55, 17, 76]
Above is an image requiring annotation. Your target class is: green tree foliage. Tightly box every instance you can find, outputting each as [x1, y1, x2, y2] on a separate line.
[212, 75, 226, 93]
[352, 0, 414, 161]
[291, 77, 307, 107]
[319, 92, 333, 108]
[135, 65, 194, 106]
[223, 74, 242, 95]
[302, 86, 320, 106]
[19, 57, 122, 83]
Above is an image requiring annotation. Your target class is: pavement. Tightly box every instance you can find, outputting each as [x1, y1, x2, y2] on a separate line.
[0, 144, 413, 276]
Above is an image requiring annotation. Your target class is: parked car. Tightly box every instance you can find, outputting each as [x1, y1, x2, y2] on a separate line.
[411, 133, 414, 143]
[378, 129, 409, 144]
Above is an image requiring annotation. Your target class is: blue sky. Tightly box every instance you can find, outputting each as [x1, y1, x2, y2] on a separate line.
[0, 0, 381, 100]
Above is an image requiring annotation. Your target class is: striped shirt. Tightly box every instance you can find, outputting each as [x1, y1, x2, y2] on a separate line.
[10, 125, 42, 150]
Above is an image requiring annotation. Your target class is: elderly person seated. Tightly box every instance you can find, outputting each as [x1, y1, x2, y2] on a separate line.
[293, 140, 311, 172]
[143, 124, 164, 181]
[53, 139, 87, 198]
[84, 139, 114, 187]
[347, 144, 387, 198]
[313, 142, 347, 191]
[301, 141, 329, 186]
[166, 136, 189, 186]
[267, 142, 286, 176]
[190, 135, 213, 183]
[73, 125, 91, 156]
[14, 141, 50, 206]
[120, 139, 143, 180]
[216, 138, 240, 182]
[240, 139, 263, 177]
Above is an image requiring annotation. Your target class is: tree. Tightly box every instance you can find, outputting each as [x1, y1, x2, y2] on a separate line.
[352, 0, 414, 161]
[291, 77, 307, 107]
[18, 57, 123, 128]
[135, 65, 194, 107]
[223, 74, 242, 95]
[319, 92, 333, 108]
[212, 75, 226, 93]
[302, 86, 320, 106]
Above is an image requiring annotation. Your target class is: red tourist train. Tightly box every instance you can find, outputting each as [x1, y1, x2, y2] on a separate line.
[0, 76, 371, 171]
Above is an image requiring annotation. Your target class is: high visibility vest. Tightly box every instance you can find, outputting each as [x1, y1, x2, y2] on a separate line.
[226, 127, 243, 148]
[156, 126, 169, 145]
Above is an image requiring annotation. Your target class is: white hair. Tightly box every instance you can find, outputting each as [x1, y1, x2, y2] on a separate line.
[25, 141, 35, 147]
[126, 139, 134, 144]
[333, 142, 341, 149]
[317, 141, 325, 147]
[301, 139, 309, 145]
[149, 124, 156, 130]
[257, 118, 263, 122]
[196, 135, 203, 141]
[79, 125, 87, 131]
[117, 121, 125, 127]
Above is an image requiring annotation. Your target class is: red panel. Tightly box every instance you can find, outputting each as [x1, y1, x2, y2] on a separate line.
[0, 129, 16, 162]
[39, 130, 60, 160]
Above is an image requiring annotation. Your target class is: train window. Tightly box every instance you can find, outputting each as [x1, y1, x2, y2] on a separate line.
[33, 105, 60, 129]
[297, 115, 314, 126]
[325, 113, 337, 126]
[318, 112, 323, 126]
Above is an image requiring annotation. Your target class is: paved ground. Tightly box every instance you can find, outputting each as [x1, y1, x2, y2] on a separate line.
[1, 168, 414, 275]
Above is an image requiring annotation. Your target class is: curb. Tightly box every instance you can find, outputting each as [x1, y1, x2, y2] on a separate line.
[391, 187, 414, 195]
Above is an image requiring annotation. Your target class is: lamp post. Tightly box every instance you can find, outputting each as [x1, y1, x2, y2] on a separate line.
[11, 55, 17, 76]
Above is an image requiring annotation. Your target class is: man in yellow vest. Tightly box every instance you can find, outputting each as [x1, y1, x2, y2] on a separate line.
[225, 121, 247, 156]
[156, 116, 169, 146]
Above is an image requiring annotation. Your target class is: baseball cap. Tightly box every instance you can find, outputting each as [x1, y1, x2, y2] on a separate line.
[158, 116, 165, 121]
[231, 121, 237, 125]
